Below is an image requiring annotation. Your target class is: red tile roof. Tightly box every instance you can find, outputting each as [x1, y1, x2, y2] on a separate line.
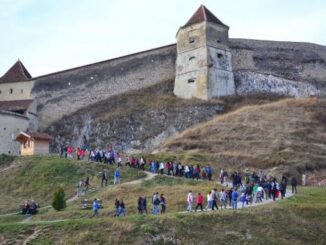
[16, 131, 52, 141]
[0, 99, 33, 113]
[29, 132, 53, 141]
[183, 5, 228, 28]
[0, 60, 32, 83]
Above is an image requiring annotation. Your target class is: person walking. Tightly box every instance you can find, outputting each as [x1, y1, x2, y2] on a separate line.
[206, 191, 213, 210]
[279, 182, 286, 199]
[206, 165, 212, 181]
[211, 188, 219, 210]
[159, 162, 165, 175]
[291, 176, 297, 193]
[195, 193, 204, 211]
[152, 192, 160, 215]
[77, 179, 83, 197]
[114, 168, 120, 185]
[84, 176, 90, 192]
[231, 189, 238, 209]
[187, 191, 193, 212]
[91, 199, 99, 218]
[240, 193, 246, 208]
[114, 199, 120, 217]
[101, 169, 108, 187]
[281, 175, 288, 197]
[118, 199, 126, 216]
[160, 194, 166, 214]
[219, 189, 227, 209]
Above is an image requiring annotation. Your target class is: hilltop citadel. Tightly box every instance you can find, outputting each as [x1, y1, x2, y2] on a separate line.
[0, 5, 325, 155]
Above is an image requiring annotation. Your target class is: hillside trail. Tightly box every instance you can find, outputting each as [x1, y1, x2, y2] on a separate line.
[0, 171, 156, 220]
[0, 158, 21, 173]
[179, 181, 294, 214]
[0, 164, 16, 173]
[0, 170, 295, 223]
[66, 171, 156, 203]
[22, 228, 42, 245]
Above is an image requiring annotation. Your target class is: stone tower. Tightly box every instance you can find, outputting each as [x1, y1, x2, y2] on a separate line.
[174, 5, 235, 100]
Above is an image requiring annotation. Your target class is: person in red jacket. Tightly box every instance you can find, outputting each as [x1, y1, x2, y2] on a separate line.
[195, 193, 203, 212]
[77, 148, 81, 160]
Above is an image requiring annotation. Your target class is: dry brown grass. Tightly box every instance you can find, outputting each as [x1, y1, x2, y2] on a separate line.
[158, 98, 326, 170]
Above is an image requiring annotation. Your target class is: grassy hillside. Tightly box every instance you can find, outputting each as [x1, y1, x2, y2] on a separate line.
[0, 154, 16, 168]
[0, 156, 325, 244]
[0, 187, 325, 244]
[0, 155, 145, 213]
[156, 98, 326, 174]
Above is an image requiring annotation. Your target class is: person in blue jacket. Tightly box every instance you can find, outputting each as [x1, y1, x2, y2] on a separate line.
[91, 199, 99, 218]
[114, 167, 120, 185]
[231, 189, 239, 209]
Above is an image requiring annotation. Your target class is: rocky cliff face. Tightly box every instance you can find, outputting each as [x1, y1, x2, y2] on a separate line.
[234, 71, 319, 97]
[46, 81, 224, 153]
[230, 38, 326, 97]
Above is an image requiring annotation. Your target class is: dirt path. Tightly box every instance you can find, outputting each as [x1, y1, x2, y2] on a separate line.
[180, 181, 294, 213]
[1, 171, 295, 223]
[0, 165, 15, 173]
[22, 228, 41, 245]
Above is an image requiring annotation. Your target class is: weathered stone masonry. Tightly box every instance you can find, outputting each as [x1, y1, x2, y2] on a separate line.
[1, 4, 325, 155]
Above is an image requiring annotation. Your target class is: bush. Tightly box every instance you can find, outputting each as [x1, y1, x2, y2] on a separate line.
[52, 187, 67, 211]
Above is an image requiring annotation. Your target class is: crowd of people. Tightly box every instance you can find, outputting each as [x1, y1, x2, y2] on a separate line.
[21, 200, 39, 215]
[60, 146, 214, 181]
[186, 173, 298, 212]
[59, 145, 298, 217]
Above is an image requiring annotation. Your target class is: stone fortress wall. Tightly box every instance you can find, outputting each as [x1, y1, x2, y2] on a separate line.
[0, 111, 30, 155]
[230, 39, 326, 97]
[1, 39, 325, 132]
[31, 44, 177, 129]
[28, 38, 326, 130]
[0, 80, 35, 101]
[1, 5, 325, 155]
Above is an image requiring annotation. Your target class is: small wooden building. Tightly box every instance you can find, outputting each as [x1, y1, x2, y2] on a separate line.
[16, 131, 52, 155]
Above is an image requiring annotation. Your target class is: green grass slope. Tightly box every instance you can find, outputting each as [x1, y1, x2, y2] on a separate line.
[0, 155, 145, 213]
[0, 187, 325, 244]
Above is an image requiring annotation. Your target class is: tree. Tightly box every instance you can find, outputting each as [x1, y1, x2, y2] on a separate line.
[52, 187, 67, 211]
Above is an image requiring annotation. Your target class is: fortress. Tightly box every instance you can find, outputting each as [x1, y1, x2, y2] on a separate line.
[0, 5, 326, 155]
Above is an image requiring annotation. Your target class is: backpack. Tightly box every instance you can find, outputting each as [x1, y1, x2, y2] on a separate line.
[154, 198, 160, 205]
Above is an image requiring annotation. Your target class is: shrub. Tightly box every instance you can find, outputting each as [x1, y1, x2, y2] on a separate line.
[52, 187, 67, 211]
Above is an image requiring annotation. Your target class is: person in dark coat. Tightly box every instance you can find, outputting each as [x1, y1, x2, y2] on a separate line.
[291, 177, 297, 193]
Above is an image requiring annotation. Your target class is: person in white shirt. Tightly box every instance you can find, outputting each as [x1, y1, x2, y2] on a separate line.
[185, 164, 190, 178]
[187, 191, 193, 212]
[206, 191, 213, 210]
[159, 162, 165, 175]
[219, 189, 227, 209]
[220, 169, 224, 184]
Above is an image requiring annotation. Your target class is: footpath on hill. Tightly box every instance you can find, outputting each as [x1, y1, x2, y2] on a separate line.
[143, 171, 295, 213]
[0, 170, 294, 222]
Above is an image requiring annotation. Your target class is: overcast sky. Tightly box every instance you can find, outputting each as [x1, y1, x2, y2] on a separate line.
[1, 0, 325, 77]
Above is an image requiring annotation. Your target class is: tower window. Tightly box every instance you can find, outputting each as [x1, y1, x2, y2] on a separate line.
[21, 89, 23, 94]
[189, 37, 195, 43]
[10, 88, 13, 94]
[188, 79, 195, 83]
[189, 56, 195, 61]
[217, 53, 223, 59]
[217, 39, 221, 43]
[0, 90, 2, 94]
